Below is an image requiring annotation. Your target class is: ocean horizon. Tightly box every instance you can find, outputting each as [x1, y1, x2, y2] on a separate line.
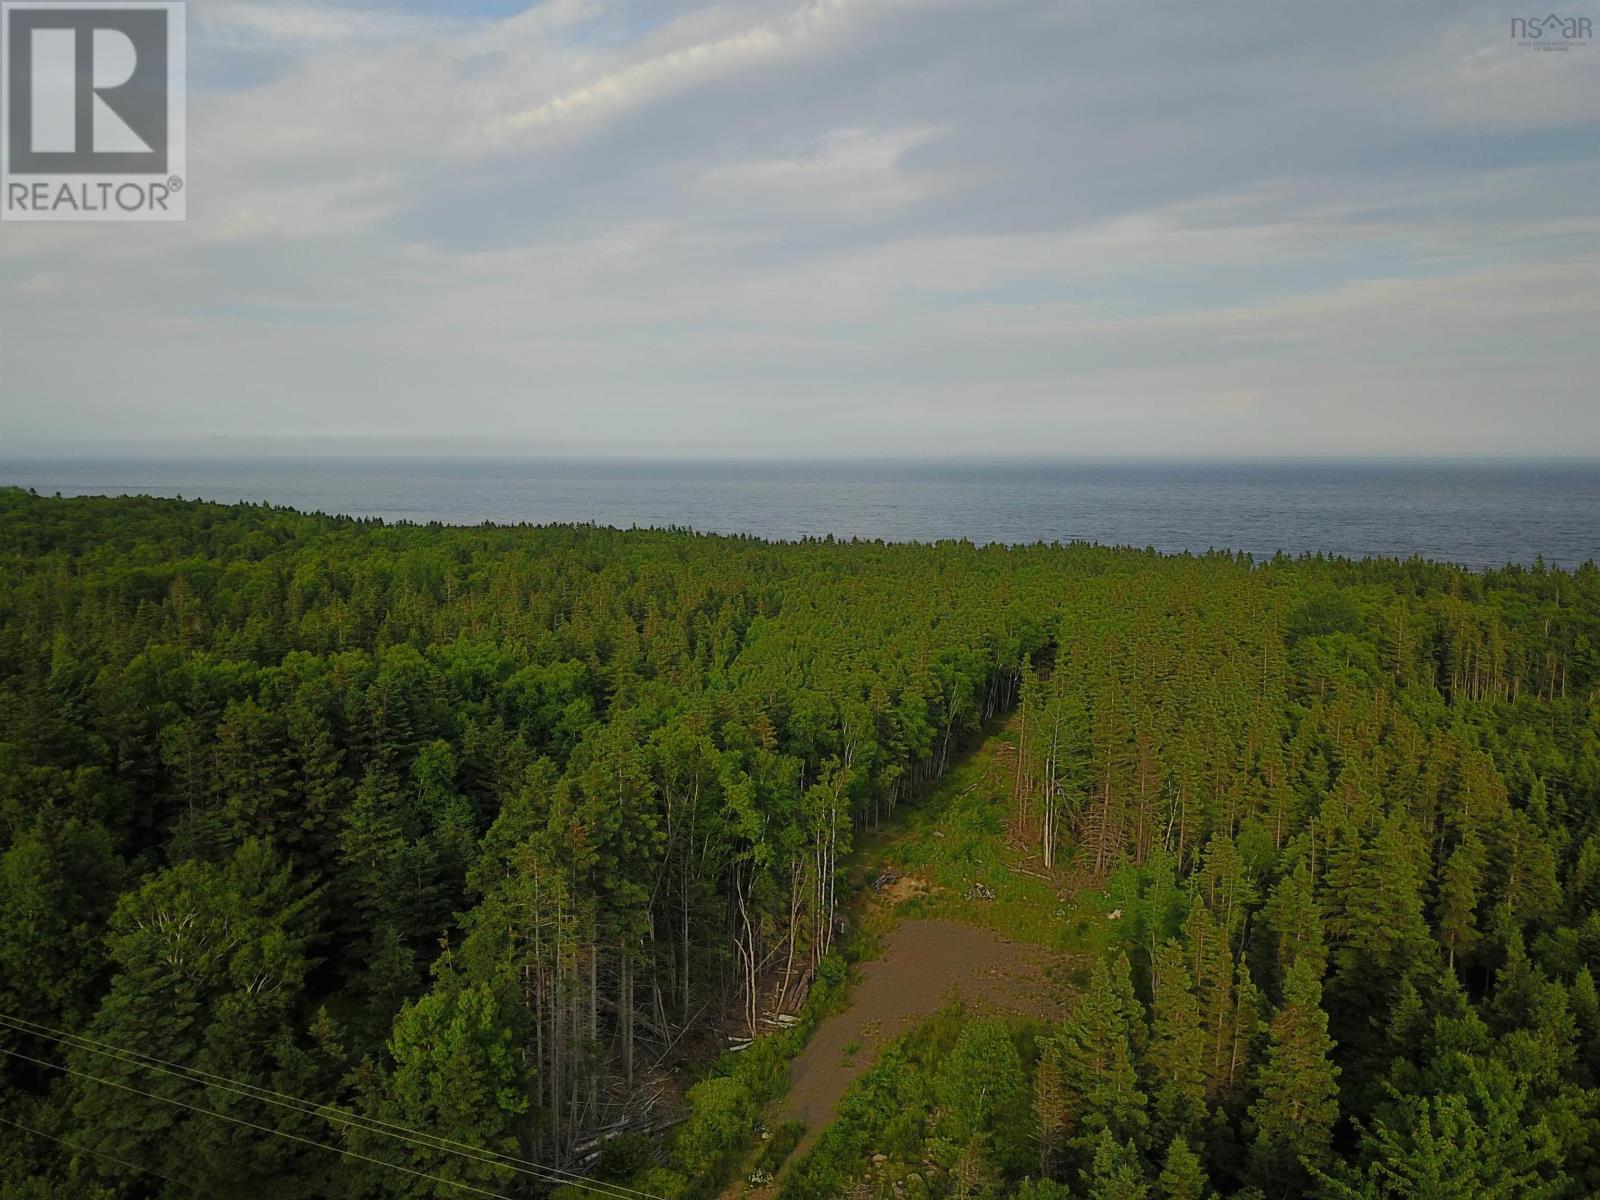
[2, 455, 1597, 571]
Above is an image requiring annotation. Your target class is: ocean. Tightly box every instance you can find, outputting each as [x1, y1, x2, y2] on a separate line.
[2, 457, 1596, 571]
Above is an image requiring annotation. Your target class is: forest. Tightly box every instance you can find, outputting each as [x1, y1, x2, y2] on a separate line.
[1, 486, 1598, 1200]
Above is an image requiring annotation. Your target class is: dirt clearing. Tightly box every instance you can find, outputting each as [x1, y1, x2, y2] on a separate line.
[777, 918, 1059, 1156]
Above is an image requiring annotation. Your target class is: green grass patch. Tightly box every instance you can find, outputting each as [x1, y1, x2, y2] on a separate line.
[860, 726, 1116, 955]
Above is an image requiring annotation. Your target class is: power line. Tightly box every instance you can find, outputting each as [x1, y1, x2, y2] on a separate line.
[0, 1113, 209, 1197]
[0, 1013, 656, 1200]
[0, 1011, 664, 1200]
[0, 1044, 510, 1200]
[0, 1017, 563, 1194]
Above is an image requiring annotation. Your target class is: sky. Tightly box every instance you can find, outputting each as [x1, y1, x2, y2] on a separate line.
[0, 0, 1597, 459]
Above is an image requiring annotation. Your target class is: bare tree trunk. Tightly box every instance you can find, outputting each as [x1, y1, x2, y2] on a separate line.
[588, 944, 599, 1118]
[621, 942, 634, 1089]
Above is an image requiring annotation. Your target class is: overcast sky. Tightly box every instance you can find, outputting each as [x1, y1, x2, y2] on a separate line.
[1, 0, 1596, 458]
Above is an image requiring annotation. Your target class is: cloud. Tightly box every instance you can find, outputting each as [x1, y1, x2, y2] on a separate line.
[694, 126, 950, 216]
[1, 0, 1596, 457]
[196, 1, 460, 48]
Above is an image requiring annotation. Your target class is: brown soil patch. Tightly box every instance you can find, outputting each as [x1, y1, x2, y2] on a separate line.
[778, 919, 1058, 1159]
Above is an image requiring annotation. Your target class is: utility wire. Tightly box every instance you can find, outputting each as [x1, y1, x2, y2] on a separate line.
[0, 1113, 209, 1197]
[0, 1044, 510, 1200]
[0, 1017, 652, 1200]
[0, 1015, 563, 1193]
[0, 1011, 664, 1200]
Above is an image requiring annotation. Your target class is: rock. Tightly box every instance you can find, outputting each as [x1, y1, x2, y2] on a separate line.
[1107, 908, 1123, 920]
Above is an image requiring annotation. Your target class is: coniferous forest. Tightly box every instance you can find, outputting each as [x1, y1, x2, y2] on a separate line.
[2, 486, 1599, 1200]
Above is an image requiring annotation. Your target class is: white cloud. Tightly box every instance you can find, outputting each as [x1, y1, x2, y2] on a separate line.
[454, 0, 940, 158]
[197, 1, 459, 47]
[1, 0, 1596, 456]
[695, 126, 950, 214]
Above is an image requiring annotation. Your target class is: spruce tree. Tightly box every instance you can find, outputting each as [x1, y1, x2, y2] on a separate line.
[1261, 858, 1326, 983]
[1147, 940, 1207, 1144]
[1436, 831, 1485, 973]
[1156, 1135, 1207, 1200]
[1060, 956, 1149, 1159]
[1085, 1130, 1149, 1200]
[1247, 957, 1340, 1193]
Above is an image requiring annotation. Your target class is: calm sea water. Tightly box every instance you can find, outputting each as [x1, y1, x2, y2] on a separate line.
[2, 458, 1596, 571]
